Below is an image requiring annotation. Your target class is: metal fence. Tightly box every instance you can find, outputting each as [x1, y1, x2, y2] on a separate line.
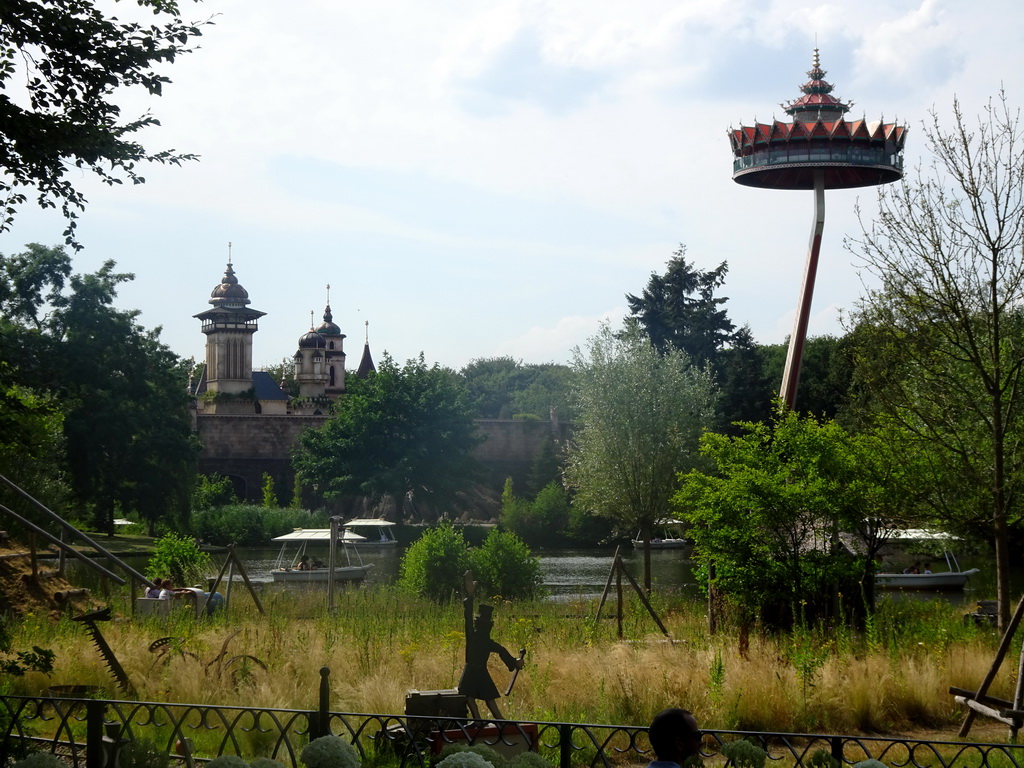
[3, 669, 1023, 768]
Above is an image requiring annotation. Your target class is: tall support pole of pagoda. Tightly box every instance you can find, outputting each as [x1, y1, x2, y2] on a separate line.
[779, 170, 825, 410]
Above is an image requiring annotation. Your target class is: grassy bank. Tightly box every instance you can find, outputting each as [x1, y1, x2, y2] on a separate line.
[2, 584, 1014, 737]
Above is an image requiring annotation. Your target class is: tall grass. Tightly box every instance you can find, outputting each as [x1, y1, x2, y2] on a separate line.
[3, 588, 1013, 736]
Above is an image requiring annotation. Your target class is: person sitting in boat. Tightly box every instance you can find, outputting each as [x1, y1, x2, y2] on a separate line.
[312, 557, 324, 569]
[146, 579, 163, 598]
[923, 562, 932, 574]
[297, 555, 311, 571]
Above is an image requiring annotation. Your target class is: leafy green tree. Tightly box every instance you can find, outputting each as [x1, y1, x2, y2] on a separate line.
[626, 246, 736, 364]
[625, 247, 767, 430]
[760, 334, 856, 422]
[500, 478, 570, 547]
[0, 244, 197, 534]
[192, 474, 237, 511]
[678, 413, 858, 629]
[52, 260, 198, 534]
[295, 353, 482, 518]
[846, 93, 1024, 629]
[678, 412, 932, 627]
[460, 357, 574, 420]
[0, 0, 206, 247]
[261, 473, 278, 508]
[564, 323, 717, 590]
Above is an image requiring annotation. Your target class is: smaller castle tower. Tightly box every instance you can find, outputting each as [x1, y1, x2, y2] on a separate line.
[294, 312, 328, 400]
[316, 285, 346, 396]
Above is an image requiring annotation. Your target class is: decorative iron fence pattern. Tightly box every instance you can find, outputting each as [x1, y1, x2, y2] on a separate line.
[3, 672, 1023, 768]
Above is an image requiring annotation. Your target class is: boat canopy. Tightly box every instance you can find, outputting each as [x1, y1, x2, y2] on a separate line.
[343, 518, 396, 527]
[271, 528, 368, 542]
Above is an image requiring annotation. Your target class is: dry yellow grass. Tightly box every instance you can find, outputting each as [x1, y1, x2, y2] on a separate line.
[3, 586, 1016, 738]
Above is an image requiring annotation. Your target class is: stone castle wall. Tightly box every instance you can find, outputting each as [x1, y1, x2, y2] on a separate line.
[196, 414, 572, 503]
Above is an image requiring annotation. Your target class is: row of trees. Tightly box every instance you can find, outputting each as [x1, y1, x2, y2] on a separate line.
[0, 244, 198, 534]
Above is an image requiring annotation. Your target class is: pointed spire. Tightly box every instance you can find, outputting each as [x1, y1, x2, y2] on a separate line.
[783, 48, 851, 121]
[357, 321, 376, 379]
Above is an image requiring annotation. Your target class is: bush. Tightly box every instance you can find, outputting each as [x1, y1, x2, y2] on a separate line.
[301, 735, 360, 768]
[500, 480, 570, 548]
[721, 740, 767, 768]
[145, 533, 212, 586]
[193, 473, 237, 510]
[398, 523, 472, 602]
[436, 754, 493, 768]
[192, 504, 330, 546]
[399, 524, 541, 602]
[205, 758, 248, 768]
[473, 529, 542, 600]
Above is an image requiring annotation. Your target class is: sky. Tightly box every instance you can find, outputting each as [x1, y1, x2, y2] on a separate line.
[3, 0, 1023, 372]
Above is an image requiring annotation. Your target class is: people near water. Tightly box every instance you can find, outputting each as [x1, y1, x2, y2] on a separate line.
[457, 571, 523, 721]
[923, 562, 932, 574]
[903, 561, 921, 574]
[297, 555, 312, 571]
[646, 708, 703, 768]
[146, 579, 163, 598]
[158, 579, 190, 599]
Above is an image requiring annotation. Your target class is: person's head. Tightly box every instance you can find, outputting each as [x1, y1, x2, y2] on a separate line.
[152, 579, 162, 589]
[475, 604, 495, 632]
[164, 579, 173, 589]
[648, 708, 701, 763]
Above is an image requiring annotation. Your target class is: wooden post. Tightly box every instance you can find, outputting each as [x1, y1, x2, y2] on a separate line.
[958, 592, 1024, 737]
[616, 552, 623, 639]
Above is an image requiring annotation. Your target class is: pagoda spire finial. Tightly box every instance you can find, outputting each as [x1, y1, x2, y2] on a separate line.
[326, 283, 331, 305]
[227, 241, 232, 265]
[364, 320, 369, 344]
[310, 310, 314, 331]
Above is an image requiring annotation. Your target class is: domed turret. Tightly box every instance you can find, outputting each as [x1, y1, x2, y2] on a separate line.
[298, 328, 327, 349]
[316, 304, 343, 337]
[209, 262, 251, 306]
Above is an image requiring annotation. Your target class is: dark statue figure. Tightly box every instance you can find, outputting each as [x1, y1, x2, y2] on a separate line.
[457, 571, 524, 720]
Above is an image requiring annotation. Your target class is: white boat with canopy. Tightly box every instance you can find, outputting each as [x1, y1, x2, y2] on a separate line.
[270, 527, 373, 583]
[632, 519, 690, 550]
[874, 529, 979, 591]
[342, 518, 398, 547]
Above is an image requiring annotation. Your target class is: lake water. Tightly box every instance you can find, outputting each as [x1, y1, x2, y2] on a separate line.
[61, 544, 1015, 606]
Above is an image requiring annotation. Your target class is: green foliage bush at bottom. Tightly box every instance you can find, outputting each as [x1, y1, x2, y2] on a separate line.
[398, 523, 472, 602]
[473, 529, 543, 600]
[399, 525, 541, 601]
[118, 739, 172, 768]
[145, 533, 212, 586]
[192, 504, 330, 546]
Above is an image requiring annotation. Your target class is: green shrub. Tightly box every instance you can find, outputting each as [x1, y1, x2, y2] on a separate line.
[193, 473, 236, 510]
[472, 529, 542, 600]
[508, 754, 552, 768]
[398, 523, 472, 602]
[721, 740, 766, 768]
[806, 750, 840, 768]
[301, 735, 360, 768]
[145, 533, 212, 586]
[192, 504, 330, 546]
[118, 739, 172, 768]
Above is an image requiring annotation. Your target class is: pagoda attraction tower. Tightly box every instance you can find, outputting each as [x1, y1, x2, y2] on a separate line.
[728, 49, 907, 408]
